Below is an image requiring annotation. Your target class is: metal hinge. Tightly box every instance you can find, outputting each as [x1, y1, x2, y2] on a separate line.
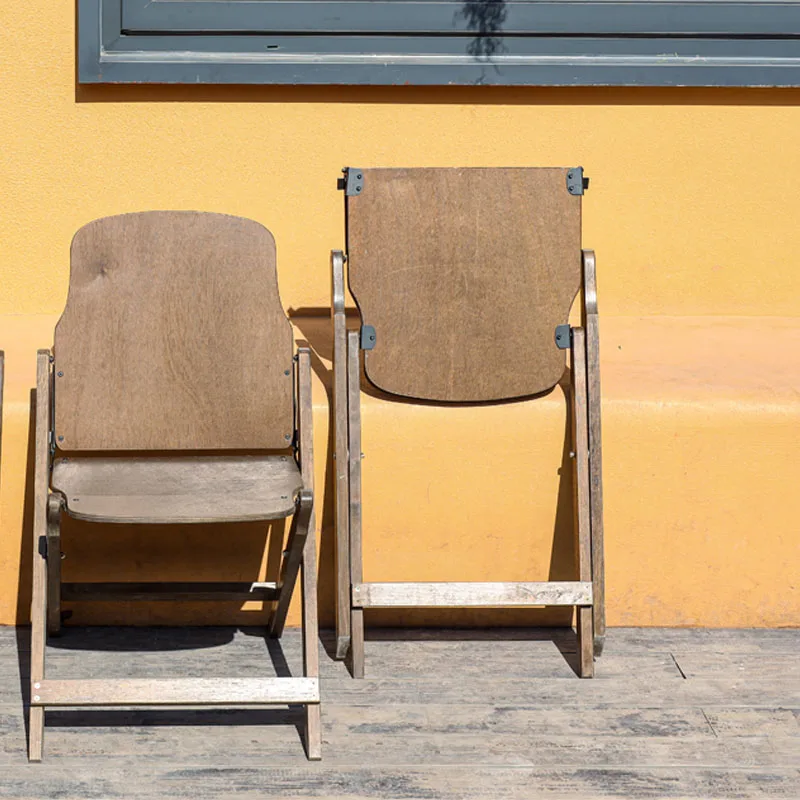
[555, 324, 572, 350]
[360, 325, 376, 350]
[567, 167, 590, 196]
[338, 167, 364, 196]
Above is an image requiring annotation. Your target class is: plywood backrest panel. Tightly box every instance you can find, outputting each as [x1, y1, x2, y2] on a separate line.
[347, 168, 582, 402]
[54, 212, 294, 450]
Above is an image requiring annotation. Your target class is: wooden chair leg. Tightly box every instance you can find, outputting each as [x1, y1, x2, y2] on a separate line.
[269, 490, 312, 639]
[46, 495, 63, 637]
[30, 350, 51, 760]
[347, 330, 365, 679]
[301, 510, 321, 760]
[582, 249, 606, 658]
[331, 251, 351, 660]
[571, 329, 594, 679]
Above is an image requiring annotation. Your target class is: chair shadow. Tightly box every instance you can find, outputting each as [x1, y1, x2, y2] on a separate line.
[290, 308, 585, 677]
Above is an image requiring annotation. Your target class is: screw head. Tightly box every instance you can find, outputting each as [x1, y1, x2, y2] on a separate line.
[284, 434, 291, 441]
[57, 435, 64, 442]
[33, 695, 40, 702]
[34, 682, 40, 689]
[57, 371, 63, 377]
[284, 369, 290, 376]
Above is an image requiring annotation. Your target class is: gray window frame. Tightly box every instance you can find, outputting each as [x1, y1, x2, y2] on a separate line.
[80, 0, 800, 86]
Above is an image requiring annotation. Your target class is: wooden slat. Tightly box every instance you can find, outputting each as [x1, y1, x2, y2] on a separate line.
[582, 249, 606, 656]
[31, 678, 319, 706]
[330, 250, 351, 659]
[61, 582, 279, 602]
[29, 350, 52, 761]
[571, 327, 594, 678]
[352, 582, 592, 608]
[347, 168, 581, 402]
[51, 455, 302, 524]
[297, 347, 321, 760]
[347, 330, 365, 678]
[54, 212, 294, 450]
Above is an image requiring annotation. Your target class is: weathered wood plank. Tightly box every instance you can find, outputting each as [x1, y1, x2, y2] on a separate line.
[5, 626, 798, 655]
[0, 765, 797, 799]
[353, 582, 593, 608]
[32, 678, 319, 706]
[347, 329, 365, 678]
[673, 652, 800, 681]
[29, 350, 52, 761]
[571, 327, 594, 678]
[55, 212, 294, 451]
[703, 709, 800, 738]
[0, 723, 791, 770]
[582, 249, 606, 655]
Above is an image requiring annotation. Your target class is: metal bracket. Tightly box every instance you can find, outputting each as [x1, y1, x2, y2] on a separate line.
[343, 168, 364, 196]
[555, 324, 572, 349]
[567, 167, 590, 196]
[360, 325, 376, 350]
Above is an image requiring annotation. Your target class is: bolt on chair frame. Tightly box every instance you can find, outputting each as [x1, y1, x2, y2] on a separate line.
[29, 212, 321, 761]
[331, 167, 605, 678]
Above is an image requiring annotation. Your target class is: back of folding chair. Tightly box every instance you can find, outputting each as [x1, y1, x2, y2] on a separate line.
[54, 211, 294, 450]
[346, 168, 582, 402]
[31, 212, 321, 762]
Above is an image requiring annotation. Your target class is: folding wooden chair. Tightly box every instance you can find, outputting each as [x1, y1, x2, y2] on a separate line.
[30, 212, 321, 760]
[331, 168, 605, 678]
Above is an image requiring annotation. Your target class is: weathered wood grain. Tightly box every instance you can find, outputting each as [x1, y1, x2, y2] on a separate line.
[1, 626, 799, 796]
[571, 327, 594, 678]
[352, 582, 593, 608]
[54, 212, 294, 451]
[29, 350, 52, 761]
[0, 764, 797, 799]
[297, 347, 322, 760]
[347, 168, 582, 402]
[582, 249, 605, 656]
[32, 678, 319, 706]
[331, 250, 351, 659]
[51, 455, 302, 524]
[347, 330, 365, 679]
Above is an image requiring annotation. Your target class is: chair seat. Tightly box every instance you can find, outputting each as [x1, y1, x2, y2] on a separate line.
[51, 455, 303, 524]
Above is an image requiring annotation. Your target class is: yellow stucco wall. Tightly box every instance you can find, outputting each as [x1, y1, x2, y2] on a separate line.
[0, 1, 798, 628]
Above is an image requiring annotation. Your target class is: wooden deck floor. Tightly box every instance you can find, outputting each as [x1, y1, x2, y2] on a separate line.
[0, 626, 798, 798]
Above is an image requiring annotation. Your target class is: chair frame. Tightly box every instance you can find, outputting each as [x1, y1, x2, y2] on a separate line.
[29, 346, 321, 761]
[331, 247, 605, 678]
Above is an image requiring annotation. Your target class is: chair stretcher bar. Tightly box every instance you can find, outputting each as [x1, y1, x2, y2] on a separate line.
[31, 678, 320, 706]
[61, 582, 279, 602]
[352, 581, 593, 608]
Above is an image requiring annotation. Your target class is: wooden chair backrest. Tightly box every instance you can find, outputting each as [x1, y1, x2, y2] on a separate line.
[54, 212, 294, 450]
[346, 168, 582, 402]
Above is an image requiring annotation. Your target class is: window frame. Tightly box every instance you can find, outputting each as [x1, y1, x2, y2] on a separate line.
[79, 0, 800, 86]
